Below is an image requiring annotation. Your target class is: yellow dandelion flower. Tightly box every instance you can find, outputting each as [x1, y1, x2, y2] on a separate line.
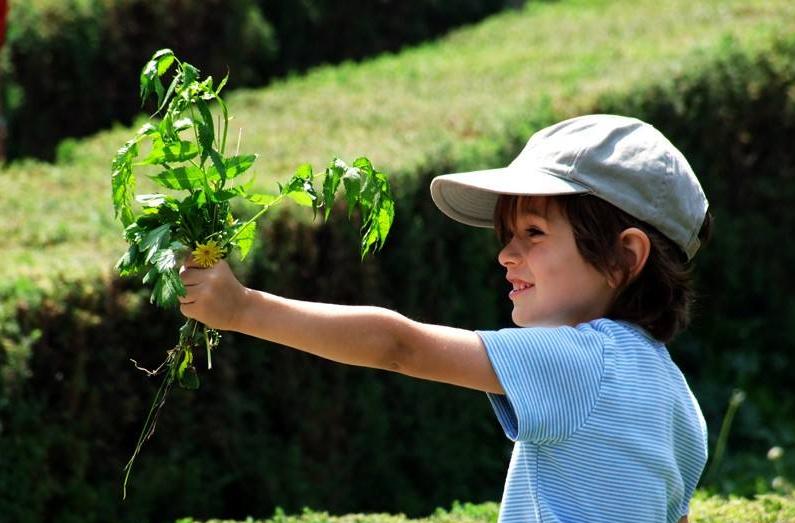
[192, 240, 224, 268]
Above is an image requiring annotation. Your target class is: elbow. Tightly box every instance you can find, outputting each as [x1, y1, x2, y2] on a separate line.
[376, 310, 414, 374]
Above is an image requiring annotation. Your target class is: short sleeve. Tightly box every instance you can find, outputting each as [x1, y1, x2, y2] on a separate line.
[477, 325, 605, 444]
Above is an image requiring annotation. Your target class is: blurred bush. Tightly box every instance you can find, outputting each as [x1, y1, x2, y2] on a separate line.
[0, 0, 512, 161]
[256, 0, 516, 76]
[1, 0, 277, 160]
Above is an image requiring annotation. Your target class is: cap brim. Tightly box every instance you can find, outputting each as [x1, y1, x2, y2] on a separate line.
[430, 167, 591, 227]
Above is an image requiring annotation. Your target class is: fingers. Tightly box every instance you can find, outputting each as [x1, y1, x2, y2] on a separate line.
[179, 264, 203, 286]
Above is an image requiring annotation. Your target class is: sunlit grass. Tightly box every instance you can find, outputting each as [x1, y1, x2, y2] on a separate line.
[171, 492, 795, 522]
[1, 0, 793, 281]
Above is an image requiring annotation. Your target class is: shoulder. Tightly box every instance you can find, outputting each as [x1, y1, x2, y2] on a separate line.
[477, 318, 643, 352]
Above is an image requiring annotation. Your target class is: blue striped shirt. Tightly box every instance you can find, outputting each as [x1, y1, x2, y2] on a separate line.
[478, 319, 708, 523]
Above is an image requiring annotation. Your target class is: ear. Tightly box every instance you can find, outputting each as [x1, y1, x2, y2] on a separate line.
[620, 227, 651, 282]
[607, 227, 651, 288]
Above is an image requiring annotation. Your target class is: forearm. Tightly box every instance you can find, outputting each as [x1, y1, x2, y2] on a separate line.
[179, 261, 500, 393]
[234, 288, 406, 370]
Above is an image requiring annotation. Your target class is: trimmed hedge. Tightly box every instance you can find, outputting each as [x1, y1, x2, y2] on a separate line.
[2, 33, 795, 522]
[174, 492, 795, 522]
[0, 0, 512, 160]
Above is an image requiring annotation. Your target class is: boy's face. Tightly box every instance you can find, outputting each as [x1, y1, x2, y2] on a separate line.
[497, 196, 616, 328]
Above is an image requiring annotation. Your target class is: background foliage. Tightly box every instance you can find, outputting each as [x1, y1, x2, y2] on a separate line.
[1, 0, 795, 522]
[0, 0, 512, 160]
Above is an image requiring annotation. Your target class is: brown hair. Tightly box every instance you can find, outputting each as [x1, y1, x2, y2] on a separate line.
[494, 194, 713, 343]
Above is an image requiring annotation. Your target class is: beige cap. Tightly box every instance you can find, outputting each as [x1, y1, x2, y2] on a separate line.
[430, 114, 709, 260]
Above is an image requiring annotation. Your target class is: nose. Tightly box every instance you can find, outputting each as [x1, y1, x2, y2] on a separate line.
[498, 237, 520, 267]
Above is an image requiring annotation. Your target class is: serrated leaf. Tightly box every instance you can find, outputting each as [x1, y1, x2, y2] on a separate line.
[322, 163, 344, 220]
[149, 166, 206, 191]
[295, 163, 313, 180]
[208, 154, 256, 181]
[196, 98, 215, 153]
[352, 157, 374, 173]
[148, 267, 185, 308]
[234, 221, 257, 260]
[111, 138, 140, 227]
[153, 49, 175, 75]
[137, 123, 159, 137]
[139, 140, 199, 165]
[174, 118, 193, 131]
[214, 186, 246, 201]
[207, 149, 226, 185]
[181, 63, 199, 86]
[286, 191, 314, 207]
[141, 224, 171, 263]
[342, 167, 362, 217]
[139, 49, 174, 107]
[136, 194, 169, 208]
[359, 171, 378, 211]
[151, 243, 183, 273]
[156, 74, 179, 115]
[115, 244, 143, 276]
[376, 198, 395, 249]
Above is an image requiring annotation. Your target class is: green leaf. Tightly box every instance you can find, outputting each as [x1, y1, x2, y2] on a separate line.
[295, 163, 313, 180]
[216, 72, 229, 95]
[151, 242, 185, 273]
[352, 157, 374, 172]
[137, 123, 159, 137]
[178, 366, 200, 390]
[153, 49, 176, 75]
[136, 194, 171, 208]
[286, 191, 314, 207]
[207, 149, 226, 186]
[234, 221, 257, 260]
[141, 223, 171, 263]
[150, 267, 185, 308]
[140, 49, 175, 107]
[173, 118, 193, 131]
[139, 140, 199, 165]
[208, 154, 257, 181]
[246, 193, 279, 206]
[149, 166, 206, 191]
[214, 186, 247, 201]
[181, 63, 199, 87]
[322, 162, 344, 220]
[111, 138, 140, 227]
[342, 167, 362, 217]
[115, 245, 143, 277]
[156, 74, 180, 115]
[195, 98, 216, 158]
[375, 197, 395, 250]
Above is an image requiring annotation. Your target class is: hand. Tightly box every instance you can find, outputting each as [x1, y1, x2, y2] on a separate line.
[178, 258, 249, 331]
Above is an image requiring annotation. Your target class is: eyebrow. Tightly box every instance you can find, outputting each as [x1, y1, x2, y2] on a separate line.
[518, 206, 549, 221]
[516, 196, 552, 220]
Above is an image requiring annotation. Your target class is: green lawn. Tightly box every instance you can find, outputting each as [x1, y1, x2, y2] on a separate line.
[1, 0, 794, 282]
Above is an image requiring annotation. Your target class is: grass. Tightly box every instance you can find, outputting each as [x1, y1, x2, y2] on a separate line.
[1, 0, 794, 282]
[171, 491, 795, 522]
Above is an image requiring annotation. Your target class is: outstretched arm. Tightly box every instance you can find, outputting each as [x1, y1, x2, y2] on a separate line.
[179, 260, 504, 394]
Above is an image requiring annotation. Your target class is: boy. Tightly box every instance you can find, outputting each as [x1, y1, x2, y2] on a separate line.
[179, 114, 711, 523]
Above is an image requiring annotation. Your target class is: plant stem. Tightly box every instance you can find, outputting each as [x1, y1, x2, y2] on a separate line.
[704, 389, 746, 483]
[223, 195, 284, 246]
[122, 360, 175, 499]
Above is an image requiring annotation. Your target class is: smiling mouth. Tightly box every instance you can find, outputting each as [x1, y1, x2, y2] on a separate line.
[508, 282, 534, 299]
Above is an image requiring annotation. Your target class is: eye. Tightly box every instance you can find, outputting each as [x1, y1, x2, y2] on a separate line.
[525, 227, 543, 237]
